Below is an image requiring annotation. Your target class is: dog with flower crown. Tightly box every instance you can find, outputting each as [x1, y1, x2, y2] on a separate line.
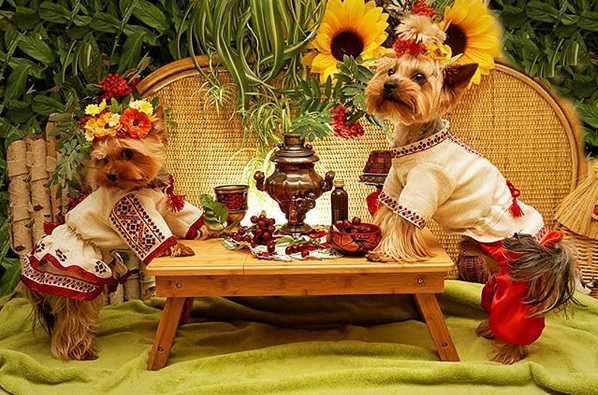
[363, 11, 578, 364]
[21, 98, 207, 360]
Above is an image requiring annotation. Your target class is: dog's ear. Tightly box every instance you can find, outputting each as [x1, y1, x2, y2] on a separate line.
[149, 106, 168, 144]
[442, 63, 478, 94]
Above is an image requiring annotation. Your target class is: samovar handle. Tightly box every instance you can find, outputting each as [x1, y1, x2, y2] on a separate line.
[254, 171, 266, 191]
[322, 170, 335, 192]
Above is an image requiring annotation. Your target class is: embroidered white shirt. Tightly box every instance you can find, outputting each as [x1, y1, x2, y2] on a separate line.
[380, 120, 545, 243]
[21, 186, 204, 300]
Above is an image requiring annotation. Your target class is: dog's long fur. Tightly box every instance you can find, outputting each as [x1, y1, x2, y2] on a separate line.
[364, 54, 578, 363]
[24, 108, 197, 360]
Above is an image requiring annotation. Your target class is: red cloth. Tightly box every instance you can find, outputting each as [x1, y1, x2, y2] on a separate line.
[480, 234, 554, 346]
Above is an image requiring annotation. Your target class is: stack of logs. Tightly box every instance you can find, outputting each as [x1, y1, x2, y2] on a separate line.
[6, 116, 155, 304]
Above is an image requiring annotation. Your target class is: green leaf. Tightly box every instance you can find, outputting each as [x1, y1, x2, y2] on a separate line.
[0, 258, 21, 297]
[38, 1, 70, 24]
[118, 32, 145, 74]
[577, 103, 598, 129]
[4, 65, 29, 103]
[32, 95, 65, 115]
[90, 12, 120, 33]
[526, 1, 557, 22]
[579, 11, 598, 31]
[133, 0, 170, 31]
[17, 35, 54, 64]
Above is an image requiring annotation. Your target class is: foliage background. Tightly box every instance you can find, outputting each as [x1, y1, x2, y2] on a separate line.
[0, 0, 596, 295]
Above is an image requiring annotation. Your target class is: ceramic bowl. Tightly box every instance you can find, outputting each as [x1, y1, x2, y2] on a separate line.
[326, 222, 382, 255]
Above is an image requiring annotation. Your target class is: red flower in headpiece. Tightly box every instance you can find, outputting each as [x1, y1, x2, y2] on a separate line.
[120, 108, 152, 139]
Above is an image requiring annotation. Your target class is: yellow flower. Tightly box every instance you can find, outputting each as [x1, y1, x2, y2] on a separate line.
[91, 111, 120, 139]
[129, 99, 154, 117]
[439, 0, 502, 85]
[84, 99, 107, 116]
[303, 0, 388, 83]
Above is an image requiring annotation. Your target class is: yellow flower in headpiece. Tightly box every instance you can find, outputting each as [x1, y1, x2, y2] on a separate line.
[90, 111, 121, 139]
[427, 42, 452, 63]
[303, 0, 389, 83]
[439, 0, 502, 85]
[129, 99, 154, 117]
[84, 99, 107, 116]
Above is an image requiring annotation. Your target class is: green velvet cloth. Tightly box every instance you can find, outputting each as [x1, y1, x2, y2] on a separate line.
[1, 280, 597, 395]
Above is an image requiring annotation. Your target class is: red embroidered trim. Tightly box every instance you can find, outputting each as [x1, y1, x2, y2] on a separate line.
[391, 129, 450, 158]
[27, 248, 111, 285]
[109, 194, 170, 262]
[446, 133, 485, 159]
[142, 236, 177, 265]
[379, 190, 426, 228]
[21, 257, 106, 301]
[185, 214, 205, 239]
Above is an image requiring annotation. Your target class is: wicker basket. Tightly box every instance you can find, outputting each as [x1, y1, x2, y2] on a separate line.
[455, 251, 488, 284]
[559, 227, 598, 298]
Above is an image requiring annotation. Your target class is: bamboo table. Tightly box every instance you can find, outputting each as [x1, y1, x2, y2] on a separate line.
[146, 230, 459, 370]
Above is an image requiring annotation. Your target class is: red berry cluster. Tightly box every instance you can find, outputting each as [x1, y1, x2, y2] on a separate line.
[217, 192, 247, 211]
[229, 214, 277, 251]
[66, 192, 88, 211]
[334, 217, 370, 233]
[411, 1, 436, 18]
[99, 73, 133, 102]
[393, 38, 427, 57]
[285, 241, 325, 258]
[78, 115, 90, 131]
[331, 106, 365, 140]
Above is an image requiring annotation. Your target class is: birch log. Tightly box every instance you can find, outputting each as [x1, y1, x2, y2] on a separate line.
[26, 138, 53, 242]
[7, 140, 32, 256]
[44, 117, 61, 223]
[140, 263, 156, 300]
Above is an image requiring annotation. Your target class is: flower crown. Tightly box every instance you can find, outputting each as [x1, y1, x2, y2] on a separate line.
[82, 98, 160, 143]
[391, 0, 502, 85]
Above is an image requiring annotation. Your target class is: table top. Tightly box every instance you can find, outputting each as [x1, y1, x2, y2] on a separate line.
[146, 229, 454, 277]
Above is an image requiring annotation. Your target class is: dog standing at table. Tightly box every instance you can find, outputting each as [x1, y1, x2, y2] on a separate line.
[364, 14, 578, 364]
[21, 101, 207, 361]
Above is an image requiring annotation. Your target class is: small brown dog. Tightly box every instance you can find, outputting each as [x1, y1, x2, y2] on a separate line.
[21, 105, 206, 360]
[363, 16, 577, 364]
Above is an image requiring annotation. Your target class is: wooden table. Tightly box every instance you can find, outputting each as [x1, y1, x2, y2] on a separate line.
[146, 230, 459, 370]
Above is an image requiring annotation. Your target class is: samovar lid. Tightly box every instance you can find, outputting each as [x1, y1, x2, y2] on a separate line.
[271, 133, 319, 163]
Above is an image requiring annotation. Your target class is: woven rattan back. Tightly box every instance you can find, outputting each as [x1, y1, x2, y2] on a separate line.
[137, 57, 585, 272]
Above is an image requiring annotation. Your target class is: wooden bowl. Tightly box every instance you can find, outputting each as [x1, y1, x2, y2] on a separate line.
[327, 223, 382, 255]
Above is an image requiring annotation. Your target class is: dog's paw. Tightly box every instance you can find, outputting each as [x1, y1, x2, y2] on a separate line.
[366, 251, 394, 262]
[170, 241, 195, 257]
[476, 320, 495, 339]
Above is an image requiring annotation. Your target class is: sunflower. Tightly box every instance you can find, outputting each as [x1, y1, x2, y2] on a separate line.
[439, 0, 502, 85]
[303, 0, 388, 83]
[120, 108, 152, 139]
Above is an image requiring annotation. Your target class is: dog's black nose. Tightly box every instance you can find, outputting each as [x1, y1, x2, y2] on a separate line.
[384, 82, 397, 92]
[107, 171, 117, 182]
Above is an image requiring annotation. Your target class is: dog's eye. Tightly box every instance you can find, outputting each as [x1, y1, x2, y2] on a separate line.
[412, 73, 426, 84]
[100, 158, 108, 165]
[122, 149, 133, 160]
[387, 68, 395, 76]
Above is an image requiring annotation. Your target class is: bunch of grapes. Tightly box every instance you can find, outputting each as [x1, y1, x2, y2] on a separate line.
[284, 241, 325, 258]
[229, 214, 277, 252]
[334, 216, 370, 233]
[99, 73, 133, 102]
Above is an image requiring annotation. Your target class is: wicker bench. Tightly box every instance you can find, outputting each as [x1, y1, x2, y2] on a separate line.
[136, 56, 586, 278]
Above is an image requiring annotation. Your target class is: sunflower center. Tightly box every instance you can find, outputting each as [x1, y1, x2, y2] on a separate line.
[331, 31, 364, 61]
[444, 24, 467, 56]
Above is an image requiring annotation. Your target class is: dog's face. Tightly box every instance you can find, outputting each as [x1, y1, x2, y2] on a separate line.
[365, 55, 478, 125]
[88, 109, 168, 191]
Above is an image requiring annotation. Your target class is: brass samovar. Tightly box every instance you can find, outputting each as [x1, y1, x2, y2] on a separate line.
[254, 133, 335, 235]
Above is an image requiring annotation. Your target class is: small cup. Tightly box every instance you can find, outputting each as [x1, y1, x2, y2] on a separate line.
[214, 184, 249, 223]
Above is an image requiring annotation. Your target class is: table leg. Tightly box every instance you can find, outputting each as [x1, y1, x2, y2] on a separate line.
[180, 297, 194, 325]
[147, 297, 187, 371]
[413, 293, 460, 362]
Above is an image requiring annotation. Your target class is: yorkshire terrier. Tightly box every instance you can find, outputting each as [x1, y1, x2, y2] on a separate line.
[363, 16, 578, 364]
[21, 107, 206, 360]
